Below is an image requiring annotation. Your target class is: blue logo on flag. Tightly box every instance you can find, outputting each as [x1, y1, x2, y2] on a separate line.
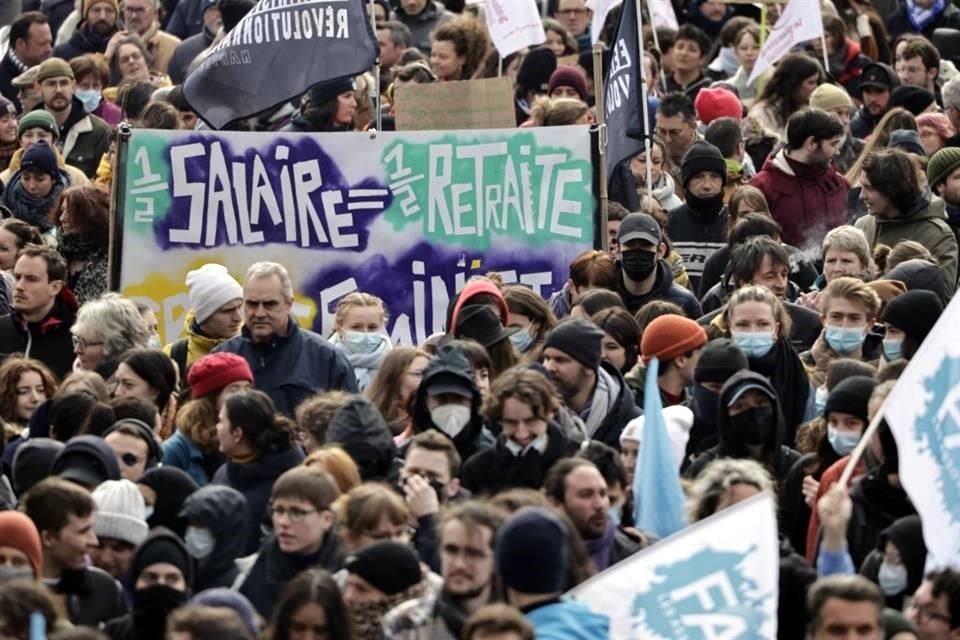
[915, 356, 960, 525]
[630, 546, 772, 639]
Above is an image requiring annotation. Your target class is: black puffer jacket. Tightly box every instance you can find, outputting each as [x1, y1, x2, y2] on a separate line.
[409, 344, 495, 463]
[178, 484, 250, 591]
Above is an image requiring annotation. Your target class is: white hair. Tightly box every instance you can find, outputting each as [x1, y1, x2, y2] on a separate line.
[74, 293, 151, 358]
[943, 78, 960, 111]
[246, 261, 293, 300]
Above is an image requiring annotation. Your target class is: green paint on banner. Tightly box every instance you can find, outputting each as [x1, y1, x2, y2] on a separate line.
[123, 132, 173, 237]
[381, 131, 593, 250]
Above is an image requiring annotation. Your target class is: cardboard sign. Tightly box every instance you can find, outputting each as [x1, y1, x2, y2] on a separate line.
[395, 76, 516, 131]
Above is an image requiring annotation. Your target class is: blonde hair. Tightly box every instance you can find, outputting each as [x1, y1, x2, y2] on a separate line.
[822, 226, 870, 271]
[332, 292, 388, 332]
[303, 446, 362, 494]
[820, 276, 881, 321]
[722, 285, 792, 338]
[530, 96, 589, 127]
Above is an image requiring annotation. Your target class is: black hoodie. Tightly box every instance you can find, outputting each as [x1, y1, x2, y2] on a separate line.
[178, 485, 251, 591]
[0, 288, 78, 380]
[684, 370, 801, 487]
[859, 515, 925, 610]
[409, 345, 495, 463]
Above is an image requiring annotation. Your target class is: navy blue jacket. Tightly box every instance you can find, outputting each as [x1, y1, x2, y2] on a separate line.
[214, 318, 357, 416]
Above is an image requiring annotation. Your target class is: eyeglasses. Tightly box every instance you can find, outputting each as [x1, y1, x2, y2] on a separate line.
[270, 504, 319, 523]
[72, 335, 104, 352]
[912, 604, 952, 625]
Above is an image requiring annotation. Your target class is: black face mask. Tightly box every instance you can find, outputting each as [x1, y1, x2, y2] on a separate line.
[621, 249, 657, 281]
[685, 191, 725, 215]
[729, 405, 774, 446]
[691, 385, 719, 426]
[132, 584, 188, 634]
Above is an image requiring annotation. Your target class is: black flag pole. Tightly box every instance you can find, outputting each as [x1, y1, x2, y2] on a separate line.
[637, 0, 653, 193]
[592, 42, 609, 253]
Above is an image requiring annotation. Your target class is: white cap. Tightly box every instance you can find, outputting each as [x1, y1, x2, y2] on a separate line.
[186, 263, 244, 324]
[92, 479, 148, 546]
[619, 405, 694, 470]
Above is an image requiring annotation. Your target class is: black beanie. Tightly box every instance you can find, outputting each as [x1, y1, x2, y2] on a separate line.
[694, 338, 748, 384]
[516, 47, 557, 94]
[345, 541, 421, 595]
[131, 527, 193, 588]
[888, 85, 935, 116]
[544, 318, 603, 371]
[885, 259, 950, 306]
[824, 375, 877, 423]
[681, 140, 727, 190]
[309, 75, 355, 106]
[882, 290, 943, 344]
[495, 507, 568, 594]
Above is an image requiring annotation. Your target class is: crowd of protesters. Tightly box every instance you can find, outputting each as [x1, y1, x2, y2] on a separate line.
[0, 0, 956, 639]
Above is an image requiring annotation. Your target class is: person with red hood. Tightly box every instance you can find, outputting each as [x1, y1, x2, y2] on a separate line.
[0, 244, 77, 379]
[446, 277, 509, 334]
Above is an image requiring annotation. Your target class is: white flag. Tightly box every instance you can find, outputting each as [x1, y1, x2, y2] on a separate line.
[569, 493, 780, 640]
[747, 0, 824, 85]
[588, 0, 620, 44]
[485, 0, 546, 58]
[885, 293, 960, 570]
[650, 0, 679, 31]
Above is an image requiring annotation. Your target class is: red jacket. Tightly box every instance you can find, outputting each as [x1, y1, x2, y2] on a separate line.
[751, 149, 850, 248]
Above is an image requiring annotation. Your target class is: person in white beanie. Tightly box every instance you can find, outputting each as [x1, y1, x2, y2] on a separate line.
[163, 263, 244, 379]
[89, 479, 149, 587]
[619, 405, 695, 486]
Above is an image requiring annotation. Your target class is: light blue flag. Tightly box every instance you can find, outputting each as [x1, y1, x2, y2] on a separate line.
[633, 357, 687, 538]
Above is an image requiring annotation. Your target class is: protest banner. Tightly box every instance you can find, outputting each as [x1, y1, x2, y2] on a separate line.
[570, 493, 780, 640]
[485, 0, 545, 57]
[884, 294, 960, 570]
[588, 0, 619, 44]
[114, 127, 595, 345]
[395, 77, 517, 131]
[747, 0, 824, 85]
[183, 0, 377, 129]
[649, 0, 679, 30]
[603, 0, 647, 179]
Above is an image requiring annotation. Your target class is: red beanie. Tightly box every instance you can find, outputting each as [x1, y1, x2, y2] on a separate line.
[548, 65, 588, 102]
[694, 87, 743, 125]
[0, 512, 42, 577]
[187, 352, 254, 399]
[641, 314, 707, 363]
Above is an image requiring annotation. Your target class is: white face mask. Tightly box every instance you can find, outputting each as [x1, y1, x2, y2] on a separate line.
[143, 505, 155, 520]
[184, 526, 216, 559]
[430, 404, 471, 439]
[147, 334, 162, 350]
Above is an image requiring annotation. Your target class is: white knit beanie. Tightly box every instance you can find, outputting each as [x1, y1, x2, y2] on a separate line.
[92, 479, 149, 546]
[186, 263, 244, 324]
[619, 405, 694, 470]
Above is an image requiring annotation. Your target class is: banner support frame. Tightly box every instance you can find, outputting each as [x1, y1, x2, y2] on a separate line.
[108, 122, 132, 292]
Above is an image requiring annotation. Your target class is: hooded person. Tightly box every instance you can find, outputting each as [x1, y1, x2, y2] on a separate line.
[684, 370, 802, 493]
[446, 278, 510, 334]
[51, 434, 123, 490]
[541, 319, 641, 449]
[881, 289, 944, 361]
[188, 588, 260, 639]
[858, 515, 926, 611]
[686, 338, 749, 464]
[410, 344, 495, 463]
[0, 511, 43, 582]
[496, 507, 610, 638]
[137, 466, 200, 539]
[103, 527, 194, 640]
[884, 258, 951, 306]
[325, 395, 397, 482]
[11, 437, 64, 497]
[178, 484, 251, 592]
[667, 143, 729, 294]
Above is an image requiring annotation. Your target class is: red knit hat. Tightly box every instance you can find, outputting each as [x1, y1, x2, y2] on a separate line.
[0, 511, 42, 577]
[187, 352, 254, 399]
[641, 314, 707, 363]
[548, 65, 588, 101]
[694, 87, 743, 125]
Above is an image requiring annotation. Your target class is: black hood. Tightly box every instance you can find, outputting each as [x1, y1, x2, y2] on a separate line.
[138, 467, 200, 538]
[179, 484, 250, 576]
[411, 344, 484, 454]
[50, 434, 122, 484]
[326, 395, 396, 481]
[878, 515, 926, 596]
[129, 526, 194, 589]
[716, 370, 786, 459]
[885, 258, 951, 306]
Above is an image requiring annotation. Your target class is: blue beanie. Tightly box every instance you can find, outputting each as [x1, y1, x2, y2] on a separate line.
[495, 507, 569, 594]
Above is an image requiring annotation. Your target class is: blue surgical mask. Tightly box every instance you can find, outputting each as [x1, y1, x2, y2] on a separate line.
[815, 386, 828, 416]
[509, 328, 534, 352]
[827, 425, 860, 456]
[341, 331, 385, 355]
[824, 325, 866, 354]
[184, 526, 216, 559]
[731, 330, 775, 358]
[883, 338, 904, 362]
[75, 88, 101, 113]
[878, 561, 908, 596]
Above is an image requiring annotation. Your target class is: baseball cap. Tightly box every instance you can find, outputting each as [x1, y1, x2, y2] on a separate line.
[726, 382, 776, 407]
[859, 63, 898, 92]
[427, 376, 473, 399]
[618, 212, 662, 245]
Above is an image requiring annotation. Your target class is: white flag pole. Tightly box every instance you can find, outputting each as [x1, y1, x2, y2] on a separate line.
[819, 28, 830, 75]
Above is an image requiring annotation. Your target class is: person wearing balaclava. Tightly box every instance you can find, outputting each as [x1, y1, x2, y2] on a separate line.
[684, 371, 801, 498]
[136, 466, 199, 539]
[666, 141, 729, 293]
[880, 289, 944, 362]
[859, 515, 926, 611]
[103, 527, 194, 640]
[687, 338, 749, 466]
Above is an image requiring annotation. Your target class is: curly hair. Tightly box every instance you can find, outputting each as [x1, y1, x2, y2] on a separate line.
[686, 458, 775, 522]
[48, 184, 110, 249]
[0, 357, 57, 424]
[430, 14, 490, 79]
[74, 293, 151, 359]
[482, 365, 561, 423]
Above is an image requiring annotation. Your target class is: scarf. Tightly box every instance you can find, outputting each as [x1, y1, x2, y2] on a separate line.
[582, 366, 619, 437]
[906, 0, 946, 30]
[327, 332, 392, 391]
[350, 579, 430, 640]
[57, 232, 103, 262]
[747, 337, 811, 442]
[5, 50, 27, 75]
[584, 518, 616, 572]
[2, 172, 62, 232]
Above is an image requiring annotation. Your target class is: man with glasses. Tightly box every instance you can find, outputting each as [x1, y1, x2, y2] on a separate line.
[556, 0, 591, 53]
[214, 261, 357, 416]
[909, 569, 960, 640]
[383, 501, 506, 640]
[0, 244, 76, 379]
[118, 0, 181, 74]
[655, 93, 700, 175]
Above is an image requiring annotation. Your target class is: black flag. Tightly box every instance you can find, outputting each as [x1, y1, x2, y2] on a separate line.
[184, 0, 378, 129]
[604, 0, 646, 179]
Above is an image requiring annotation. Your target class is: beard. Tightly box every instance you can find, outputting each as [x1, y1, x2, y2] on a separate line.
[443, 581, 488, 601]
[91, 19, 114, 36]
